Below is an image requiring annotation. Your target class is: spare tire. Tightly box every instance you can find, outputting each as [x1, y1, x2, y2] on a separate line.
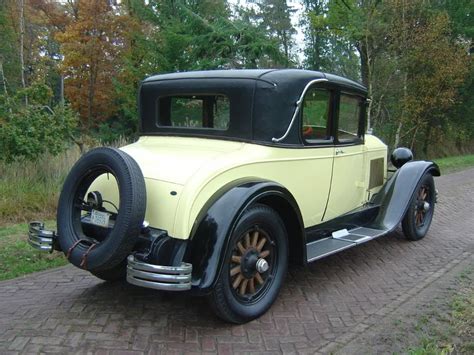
[57, 147, 146, 272]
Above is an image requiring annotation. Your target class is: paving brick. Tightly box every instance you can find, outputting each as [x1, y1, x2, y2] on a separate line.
[0, 169, 473, 353]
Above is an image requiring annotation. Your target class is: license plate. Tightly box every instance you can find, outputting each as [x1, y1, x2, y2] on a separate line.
[90, 210, 110, 227]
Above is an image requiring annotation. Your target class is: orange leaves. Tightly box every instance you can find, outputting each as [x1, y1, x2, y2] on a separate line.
[56, 0, 128, 128]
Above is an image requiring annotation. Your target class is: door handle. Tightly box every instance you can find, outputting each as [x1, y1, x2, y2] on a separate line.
[335, 148, 345, 155]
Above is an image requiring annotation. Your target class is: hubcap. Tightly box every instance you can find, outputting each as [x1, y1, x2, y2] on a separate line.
[256, 258, 269, 273]
[423, 201, 430, 212]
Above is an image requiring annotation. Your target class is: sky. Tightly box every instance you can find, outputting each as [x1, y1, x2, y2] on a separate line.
[227, 0, 307, 64]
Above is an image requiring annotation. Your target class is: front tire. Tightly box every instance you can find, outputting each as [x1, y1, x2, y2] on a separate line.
[209, 204, 288, 324]
[402, 172, 435, 241]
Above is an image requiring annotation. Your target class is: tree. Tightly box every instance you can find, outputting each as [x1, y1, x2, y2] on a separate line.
[56, 0, 128, 130]
[252, 0, 297, 67]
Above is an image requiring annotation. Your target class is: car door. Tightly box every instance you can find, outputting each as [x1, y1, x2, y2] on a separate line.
[323, 92, 367, 221]
[299, 85, 335, 226]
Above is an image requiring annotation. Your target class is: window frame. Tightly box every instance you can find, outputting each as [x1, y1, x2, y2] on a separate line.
[155, 93, 231, 132]
[334, 91, 366, 146]
[299, 86, 336, 147]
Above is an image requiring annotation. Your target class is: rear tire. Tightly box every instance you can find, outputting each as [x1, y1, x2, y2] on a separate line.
[57, 147, 146, 272]
[209, 204, 288, 324]
[90, 260, 127, 282]
[402, 173, 435, 241]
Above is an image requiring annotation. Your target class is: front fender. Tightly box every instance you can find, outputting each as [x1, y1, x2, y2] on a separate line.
[184, 181, 303, 294]
[372, 160, 440, 231]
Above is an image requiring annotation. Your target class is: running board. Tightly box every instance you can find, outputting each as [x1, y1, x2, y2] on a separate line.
[306, 227, 386, 263]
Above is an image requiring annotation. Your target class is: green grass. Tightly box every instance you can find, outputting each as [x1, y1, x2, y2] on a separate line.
[0, 146, 81, 225]
[405, 268, 474, 355]
[0, 221, 67, 281]
[435, 154, 474, 174]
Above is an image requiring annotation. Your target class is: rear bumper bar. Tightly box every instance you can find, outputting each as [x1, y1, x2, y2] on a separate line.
[28, 222, 57, 252]
[126, 254, 192, 291]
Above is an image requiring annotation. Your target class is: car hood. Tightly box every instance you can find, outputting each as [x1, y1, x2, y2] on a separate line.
[120, 136, 245, 185]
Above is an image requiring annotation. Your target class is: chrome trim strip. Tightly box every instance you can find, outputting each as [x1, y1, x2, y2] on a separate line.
[28, 233, 53, 245]
[126, 255, 192, 291]
[126, 276, 191, 291]
[272, 78, 329, 143]
[307, 241, 355, 263]
[27, 239, 53, 251]
[28, 221, 55, 253]
[127, 267, 191, 283]
[127, 255, 192, 274]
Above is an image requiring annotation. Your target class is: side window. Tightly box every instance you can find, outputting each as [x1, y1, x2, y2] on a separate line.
[338, 94, 363, 142]
[157, 94, 230, 130]
[301, 88, 331, 142]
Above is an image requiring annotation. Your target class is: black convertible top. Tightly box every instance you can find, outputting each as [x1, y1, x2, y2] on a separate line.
[143, 69, 366, 93]
[139, 69, 367, 146]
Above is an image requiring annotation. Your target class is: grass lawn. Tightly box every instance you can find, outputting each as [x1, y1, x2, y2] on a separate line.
[435, 154, 474, 174]
[0, 221, 66, 281]
[405, 268, 474, 354]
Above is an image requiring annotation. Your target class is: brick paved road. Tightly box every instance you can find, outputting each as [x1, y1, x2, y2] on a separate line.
[1, 169, 473, 354]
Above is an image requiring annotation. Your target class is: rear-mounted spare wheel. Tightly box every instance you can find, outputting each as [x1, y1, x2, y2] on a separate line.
[57, 147, 146, 275]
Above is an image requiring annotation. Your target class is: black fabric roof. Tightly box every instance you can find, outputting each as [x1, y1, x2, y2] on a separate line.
[139, 69, 367, 145]
[143, 69, 366, 93]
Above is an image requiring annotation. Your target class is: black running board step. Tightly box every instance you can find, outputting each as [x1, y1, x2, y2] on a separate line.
[306, 227, 386, 263]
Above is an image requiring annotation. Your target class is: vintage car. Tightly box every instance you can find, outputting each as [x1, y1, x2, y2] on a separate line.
[28, 69, 439, 323]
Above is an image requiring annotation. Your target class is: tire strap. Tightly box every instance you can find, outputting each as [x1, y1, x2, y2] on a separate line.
[66, 239, 87, 259]
[66, 239, 97, 270]
[79, 243, 97, 270]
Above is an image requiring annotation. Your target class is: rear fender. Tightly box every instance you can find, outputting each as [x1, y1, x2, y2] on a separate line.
[184, 181, 304, 294]
[371, 160, 440, 231]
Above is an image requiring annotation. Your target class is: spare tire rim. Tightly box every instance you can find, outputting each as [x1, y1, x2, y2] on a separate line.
[71, 166, 120, 244]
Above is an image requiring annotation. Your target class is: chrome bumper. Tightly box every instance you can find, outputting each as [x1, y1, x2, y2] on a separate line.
[28, 221, 56, 252]
[126, 254, 192, 291]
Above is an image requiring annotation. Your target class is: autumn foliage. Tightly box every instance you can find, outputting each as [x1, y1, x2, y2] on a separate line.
[0, 0, 473, 161]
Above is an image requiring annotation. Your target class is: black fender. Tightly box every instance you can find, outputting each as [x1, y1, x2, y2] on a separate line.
[184, 180, 305, 294]
[371, 160, 440, 232]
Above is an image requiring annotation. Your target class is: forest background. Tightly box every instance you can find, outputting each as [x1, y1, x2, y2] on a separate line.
[0, 0, 472, 162]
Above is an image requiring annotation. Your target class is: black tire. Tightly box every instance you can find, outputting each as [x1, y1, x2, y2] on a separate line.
[91, 260, 127, 282]
[57, 147, 146, 272]
[402, 172, 435, 241]
[209, 204, 288, 324]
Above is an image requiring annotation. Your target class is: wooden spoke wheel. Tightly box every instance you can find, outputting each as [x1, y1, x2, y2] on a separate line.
[415, 185, 430, 228]
[402, 172, 435, 241]
[229, 227, 274, 300]
[209, 204, 288, 324]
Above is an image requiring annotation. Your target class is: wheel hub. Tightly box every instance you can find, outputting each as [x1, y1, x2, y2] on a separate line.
[241, 249, 259, 279]
[422, 201, 430, 212]
[229, 228, 272, 296]
[256, 258, 269, 273]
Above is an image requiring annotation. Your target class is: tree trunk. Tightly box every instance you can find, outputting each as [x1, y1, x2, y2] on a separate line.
[19, 0, 27, 104]
[0, 61, 8, 96]
[357, 41, 370, 87]
[394, 121, 402, 148]
[422, 124, 432, 157]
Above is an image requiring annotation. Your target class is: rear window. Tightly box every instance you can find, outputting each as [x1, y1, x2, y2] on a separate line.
[157, 95, 230, 130]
